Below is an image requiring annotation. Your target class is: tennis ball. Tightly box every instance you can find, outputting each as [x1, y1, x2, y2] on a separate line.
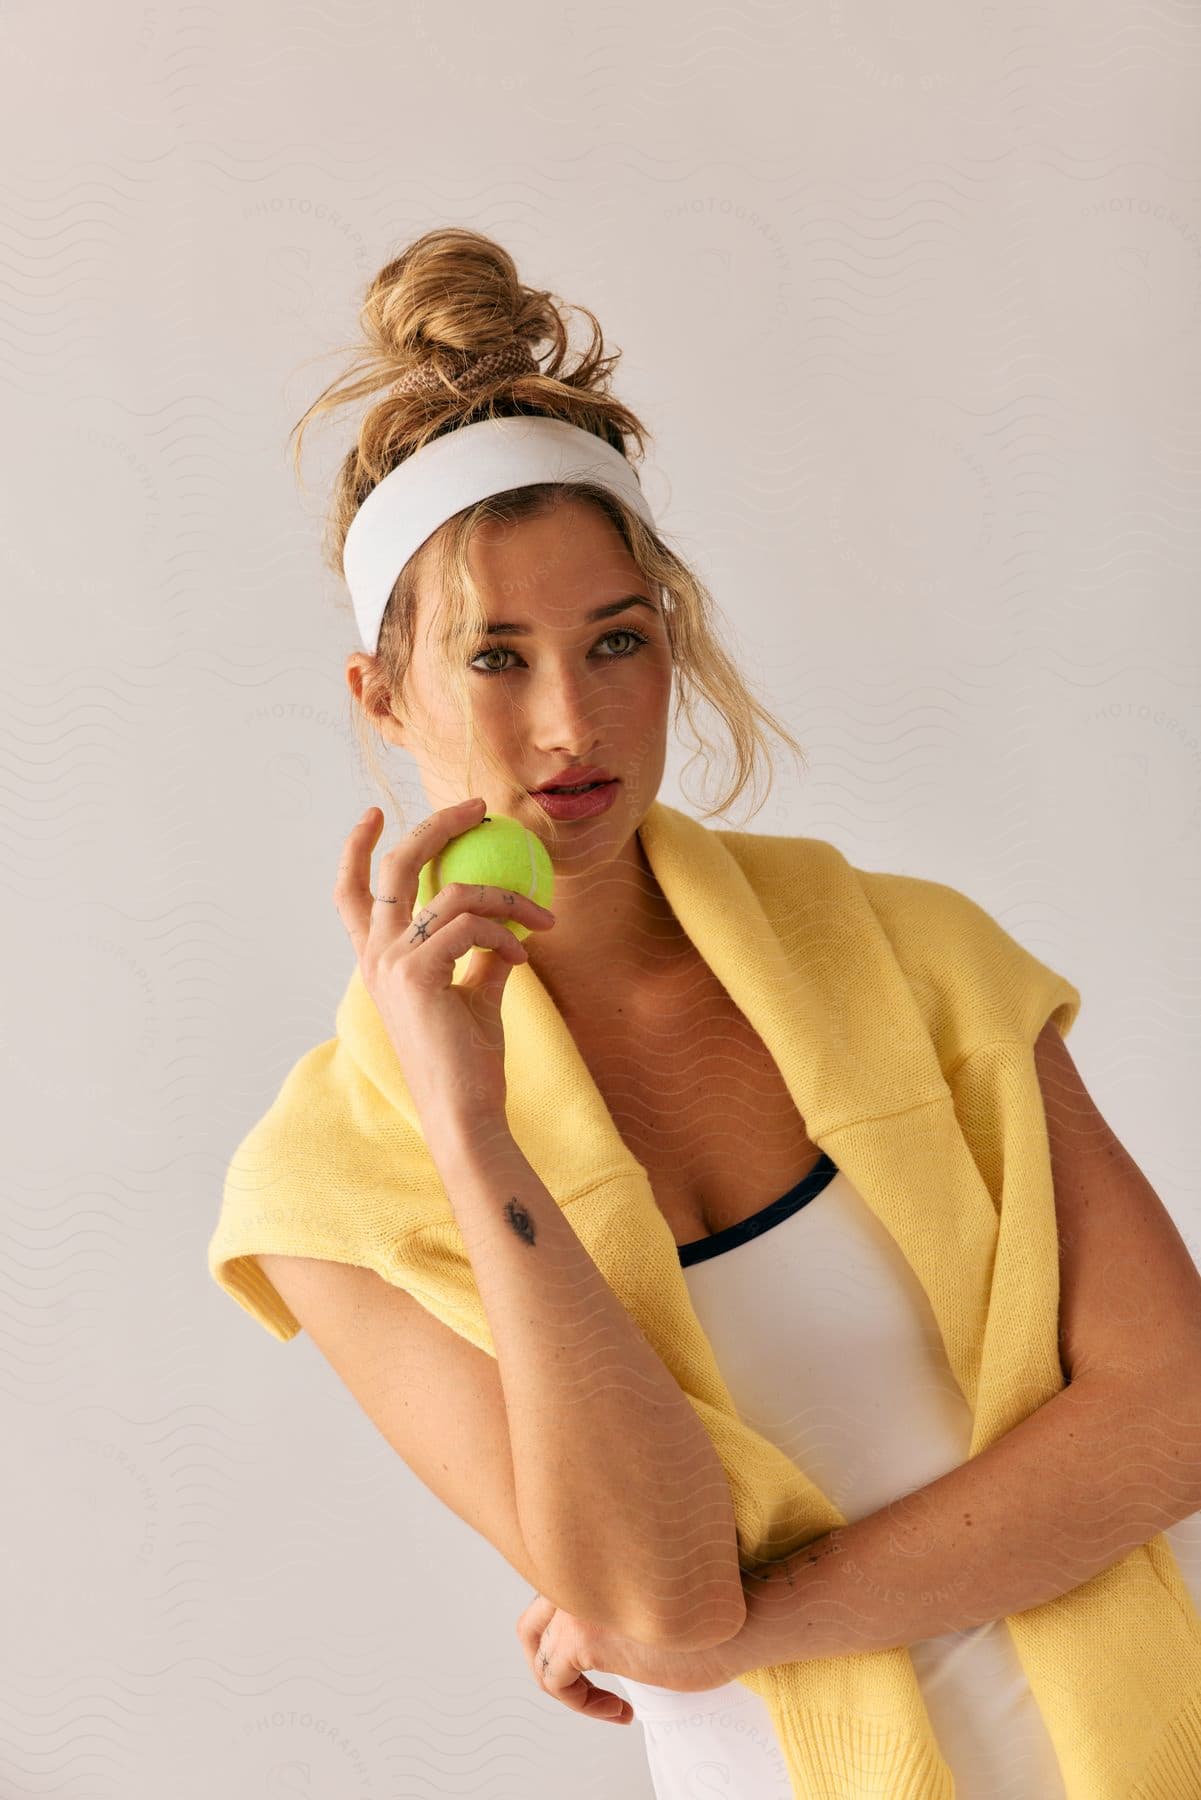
[415, 812, 554, 943]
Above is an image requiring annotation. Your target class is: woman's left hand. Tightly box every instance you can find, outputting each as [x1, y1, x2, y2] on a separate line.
[515, 1593, 733, 1724]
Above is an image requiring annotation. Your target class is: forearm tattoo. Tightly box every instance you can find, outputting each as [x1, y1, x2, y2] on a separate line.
[504, 1196, 537, 1246]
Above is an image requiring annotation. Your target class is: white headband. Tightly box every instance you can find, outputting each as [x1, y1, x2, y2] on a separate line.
[341, 414, 659, 655]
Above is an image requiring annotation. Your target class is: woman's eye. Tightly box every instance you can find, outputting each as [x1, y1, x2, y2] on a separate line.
[469, 627, 649, 676]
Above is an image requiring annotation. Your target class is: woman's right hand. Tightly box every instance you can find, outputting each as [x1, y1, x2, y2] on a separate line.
[332, 797, 557, 1129]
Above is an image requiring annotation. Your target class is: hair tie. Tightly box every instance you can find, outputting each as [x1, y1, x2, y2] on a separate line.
[390, 337, 539, 402]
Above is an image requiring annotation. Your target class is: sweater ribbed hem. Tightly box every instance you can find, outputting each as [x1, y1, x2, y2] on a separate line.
[1132, 1685, 1201, 1799]
[765, 1709, 955, 1799]
[745, 1689, 1201, 1798]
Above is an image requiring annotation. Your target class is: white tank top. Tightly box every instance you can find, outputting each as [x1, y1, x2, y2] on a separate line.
[607, 1154, 1082, 1799]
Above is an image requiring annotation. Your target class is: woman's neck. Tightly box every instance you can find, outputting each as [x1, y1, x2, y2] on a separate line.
[522, 826, 694, 1011]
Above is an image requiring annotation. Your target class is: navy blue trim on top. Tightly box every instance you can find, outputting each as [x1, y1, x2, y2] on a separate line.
[677, 1151, 839, 1267]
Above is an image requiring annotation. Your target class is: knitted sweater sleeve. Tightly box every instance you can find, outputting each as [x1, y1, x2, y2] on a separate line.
[856, 866, 1083, 1070]
[207, 1035, 441, 1343]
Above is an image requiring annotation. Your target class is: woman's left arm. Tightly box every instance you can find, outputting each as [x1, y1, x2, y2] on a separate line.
[528, 1349, 1201, 1702]
[709, 1021, 1201, 1680]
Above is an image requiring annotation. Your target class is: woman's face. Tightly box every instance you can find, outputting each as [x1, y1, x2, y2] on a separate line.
[383, 496, 674, 867]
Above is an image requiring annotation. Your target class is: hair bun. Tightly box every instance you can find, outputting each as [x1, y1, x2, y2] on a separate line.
[361, 227, 533, 370]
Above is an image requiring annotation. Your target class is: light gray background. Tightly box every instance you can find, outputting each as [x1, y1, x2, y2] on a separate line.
[4, 2, 1200, 1795]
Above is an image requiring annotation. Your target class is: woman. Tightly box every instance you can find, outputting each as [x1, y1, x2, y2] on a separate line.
[209, 226, 1201, 1798]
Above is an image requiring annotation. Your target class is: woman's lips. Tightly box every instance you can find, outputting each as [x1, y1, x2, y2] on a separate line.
[531, 779, 620, 820]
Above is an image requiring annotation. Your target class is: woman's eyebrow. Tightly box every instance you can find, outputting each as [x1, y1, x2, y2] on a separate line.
[482, 594, 658, 636]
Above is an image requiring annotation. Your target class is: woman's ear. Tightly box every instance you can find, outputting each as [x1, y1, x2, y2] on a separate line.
[345, 653, 407, 751]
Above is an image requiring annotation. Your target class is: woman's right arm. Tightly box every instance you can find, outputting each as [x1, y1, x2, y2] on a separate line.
[421, 1107, 748, 1652]
[326, 799, 746, 1649]
[264, 1159, 745, 1648]
[258, 1108, 747, 1652]
[256, 1247, 545, 1594]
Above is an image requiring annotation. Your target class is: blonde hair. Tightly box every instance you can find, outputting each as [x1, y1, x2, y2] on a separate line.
[289, 225, 808, 848]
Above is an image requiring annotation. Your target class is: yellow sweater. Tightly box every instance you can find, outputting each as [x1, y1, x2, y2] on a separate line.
[209, 799, 1201, 1798]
